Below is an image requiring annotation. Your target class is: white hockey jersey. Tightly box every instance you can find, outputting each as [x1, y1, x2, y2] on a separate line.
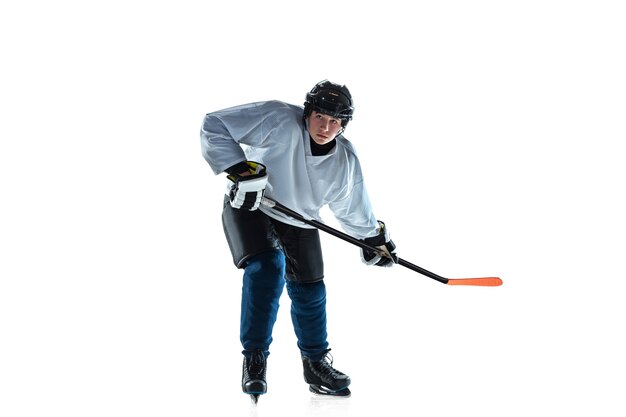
[200, 100, 380, 239]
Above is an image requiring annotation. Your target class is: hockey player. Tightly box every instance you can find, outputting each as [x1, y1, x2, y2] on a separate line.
[200, 80, 397, 402]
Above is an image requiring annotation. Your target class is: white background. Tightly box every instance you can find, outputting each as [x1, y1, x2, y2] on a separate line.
[1, 1, 625, 416]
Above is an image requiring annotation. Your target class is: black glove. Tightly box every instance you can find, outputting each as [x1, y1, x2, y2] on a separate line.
[226, 161, 268, 210]
[360, 221, 397, 267]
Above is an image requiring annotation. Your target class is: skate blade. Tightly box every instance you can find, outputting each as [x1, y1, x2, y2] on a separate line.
[309, 385, 351, 398]
[244, 388, 265, 405]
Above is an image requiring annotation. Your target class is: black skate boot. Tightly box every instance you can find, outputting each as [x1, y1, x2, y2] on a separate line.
[302, 349, 351, 397]
[242, 349, 267, 404]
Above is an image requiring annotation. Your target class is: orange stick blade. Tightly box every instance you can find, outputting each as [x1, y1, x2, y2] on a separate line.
[446, 277, 503, 286]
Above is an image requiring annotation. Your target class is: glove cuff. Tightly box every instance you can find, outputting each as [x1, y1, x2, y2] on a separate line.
[363, 220, 388, 247]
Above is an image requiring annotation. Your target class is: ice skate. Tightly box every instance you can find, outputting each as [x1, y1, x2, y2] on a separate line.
[242, 349, 267, 404]
[302, 349, 351, 397]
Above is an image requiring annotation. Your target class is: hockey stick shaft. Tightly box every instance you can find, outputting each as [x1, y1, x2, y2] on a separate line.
[261, 197, 502, 286]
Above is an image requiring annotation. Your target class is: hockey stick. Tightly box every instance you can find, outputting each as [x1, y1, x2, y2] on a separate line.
[261, 197, 502, 287]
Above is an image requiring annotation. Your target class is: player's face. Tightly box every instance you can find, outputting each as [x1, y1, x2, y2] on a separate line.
[307, 111, 343, 144]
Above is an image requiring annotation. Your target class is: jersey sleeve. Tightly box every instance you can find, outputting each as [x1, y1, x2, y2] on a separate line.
[200, 101, 271, 174]
[327, 148, 380, 239]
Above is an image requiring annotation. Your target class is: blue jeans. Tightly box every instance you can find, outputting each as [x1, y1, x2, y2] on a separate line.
[240, 250, 329, 361]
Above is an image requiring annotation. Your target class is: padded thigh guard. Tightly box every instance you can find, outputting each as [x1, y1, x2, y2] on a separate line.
[271, 220, 324, 283]
[222, 197, 281, 268]
[221, 197, 324, 283]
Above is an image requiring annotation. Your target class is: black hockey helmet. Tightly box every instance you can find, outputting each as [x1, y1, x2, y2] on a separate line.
[303, 80, 354, 126]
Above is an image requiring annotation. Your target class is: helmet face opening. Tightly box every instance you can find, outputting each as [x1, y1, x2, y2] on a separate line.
[304, 80, 354, 123]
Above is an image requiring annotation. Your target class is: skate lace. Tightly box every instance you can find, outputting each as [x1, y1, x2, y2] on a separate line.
[316, 349, 343, 378]
[248, 350, 266, 377]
